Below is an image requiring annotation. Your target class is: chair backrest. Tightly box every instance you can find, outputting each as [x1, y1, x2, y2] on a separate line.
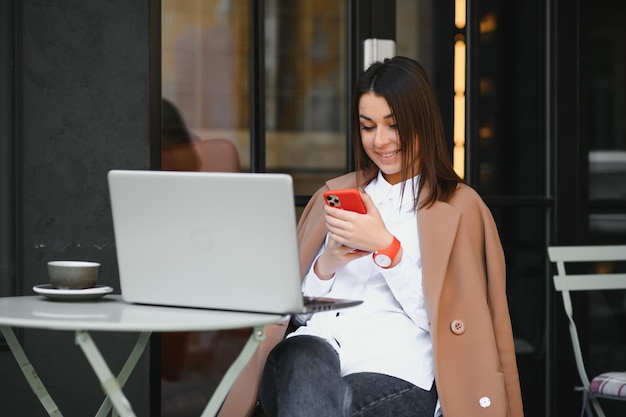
[193, 138, 241, 173]
[162, 138, 241, 173]
[548, 245, 626, 390]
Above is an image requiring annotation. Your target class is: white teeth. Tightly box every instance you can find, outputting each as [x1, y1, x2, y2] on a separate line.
[381, 151, 397, 158]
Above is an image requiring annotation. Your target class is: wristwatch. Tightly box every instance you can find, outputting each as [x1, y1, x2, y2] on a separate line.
[372, 236, 401, 268]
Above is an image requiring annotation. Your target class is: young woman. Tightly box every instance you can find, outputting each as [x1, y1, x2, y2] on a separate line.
[219, 56, 524, 417]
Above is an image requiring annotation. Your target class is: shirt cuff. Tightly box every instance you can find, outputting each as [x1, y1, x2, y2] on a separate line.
[302, 255, 335, 296]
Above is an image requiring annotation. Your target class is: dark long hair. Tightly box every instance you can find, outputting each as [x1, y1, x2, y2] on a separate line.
[351, 56, 462, 209]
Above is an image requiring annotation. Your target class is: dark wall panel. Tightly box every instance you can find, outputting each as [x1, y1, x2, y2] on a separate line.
[0, 0, 17, 299]
[0, 1, 153, 415]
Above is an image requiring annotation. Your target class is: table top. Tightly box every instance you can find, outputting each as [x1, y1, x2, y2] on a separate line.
[0, 295, 285, 332]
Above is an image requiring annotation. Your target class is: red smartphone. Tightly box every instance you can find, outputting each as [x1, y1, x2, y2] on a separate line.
[323, 189, 367, 214]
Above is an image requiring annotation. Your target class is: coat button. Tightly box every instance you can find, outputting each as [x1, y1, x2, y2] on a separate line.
[450, 319, 465, 334]
[479, 396, 491, 408]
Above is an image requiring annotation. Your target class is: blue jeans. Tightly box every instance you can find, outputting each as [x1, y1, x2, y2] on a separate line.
[259, 335, 438, 417]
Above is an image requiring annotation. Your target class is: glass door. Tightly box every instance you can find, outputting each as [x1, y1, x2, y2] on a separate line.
[398, 1, 548, 415]
[160, 0, 349, 195]
[159, 1, 350, 415]
[582, 2, 626, 416]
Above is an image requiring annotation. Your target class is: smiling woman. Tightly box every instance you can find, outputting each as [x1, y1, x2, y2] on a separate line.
[351, 57, 459, 211]
[220, 56, 524, 417]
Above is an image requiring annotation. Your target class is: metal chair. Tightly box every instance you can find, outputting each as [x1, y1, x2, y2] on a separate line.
[548, 245, 626, 417]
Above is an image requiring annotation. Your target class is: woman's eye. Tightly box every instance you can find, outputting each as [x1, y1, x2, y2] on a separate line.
[390, 124, 398, 129]
[361, 125, 374, 131]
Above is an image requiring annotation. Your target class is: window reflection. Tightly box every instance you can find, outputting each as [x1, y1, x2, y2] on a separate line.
[161, 0, 348, 197]
[588, 2, 626, 244]
[585, 3, 626, 416]
[161, 3, 251, 414]
[588, 150, 626, 243]
[162, 98, 200, 172]
[160, 1, 348, 414]
[473, 2, 544, 196]
[266, 0, 347, 195]
[162, 0, 249, 173]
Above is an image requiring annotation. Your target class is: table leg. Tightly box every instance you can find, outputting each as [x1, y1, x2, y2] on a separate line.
[0, 325, 63, 416]
[93, 332, 151, 417]
[200, 326, 266, 417]
[75, 330, 137, 417]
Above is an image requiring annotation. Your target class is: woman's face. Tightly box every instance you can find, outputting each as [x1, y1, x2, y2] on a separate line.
[358, 92, 404, 185]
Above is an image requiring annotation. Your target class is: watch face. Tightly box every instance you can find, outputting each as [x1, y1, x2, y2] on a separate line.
[374, 253, 392, 268]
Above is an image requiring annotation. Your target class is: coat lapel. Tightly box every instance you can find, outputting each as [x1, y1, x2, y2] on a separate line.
[417, 189, 461, 320]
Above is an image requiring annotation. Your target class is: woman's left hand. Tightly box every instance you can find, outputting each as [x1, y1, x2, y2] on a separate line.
[324, 189, 395, 253]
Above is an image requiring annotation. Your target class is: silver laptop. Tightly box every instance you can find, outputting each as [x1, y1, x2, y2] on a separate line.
[107, 170, 362, 315]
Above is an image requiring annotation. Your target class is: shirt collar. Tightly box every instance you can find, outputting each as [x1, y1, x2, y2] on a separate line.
[366, 171, 420, 213]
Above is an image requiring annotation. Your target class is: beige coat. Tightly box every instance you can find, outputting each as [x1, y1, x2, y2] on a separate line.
[218, 172, 524, 417]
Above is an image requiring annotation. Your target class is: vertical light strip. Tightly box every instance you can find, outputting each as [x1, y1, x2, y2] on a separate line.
[455, 0, 466, 29]
[453, 0, 467, 178]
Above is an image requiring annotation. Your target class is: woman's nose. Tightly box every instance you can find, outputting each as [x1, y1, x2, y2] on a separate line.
[374, 127, 391, 146]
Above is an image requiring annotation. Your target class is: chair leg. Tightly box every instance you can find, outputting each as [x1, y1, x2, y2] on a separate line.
[581, 391, 591, 417]
[589, 396, 606, 417]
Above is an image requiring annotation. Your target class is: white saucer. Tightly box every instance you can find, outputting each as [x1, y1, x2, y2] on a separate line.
[33, 284, 114, 301]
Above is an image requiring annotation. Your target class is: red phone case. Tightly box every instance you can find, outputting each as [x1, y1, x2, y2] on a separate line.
[323, 189, 367, 214]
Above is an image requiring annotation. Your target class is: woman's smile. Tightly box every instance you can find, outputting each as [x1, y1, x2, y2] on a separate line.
[359, 92, 403, 183]
[378, 150, 400, 159]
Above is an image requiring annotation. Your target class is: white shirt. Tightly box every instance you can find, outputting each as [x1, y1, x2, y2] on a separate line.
[289, 172, 435, 393]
